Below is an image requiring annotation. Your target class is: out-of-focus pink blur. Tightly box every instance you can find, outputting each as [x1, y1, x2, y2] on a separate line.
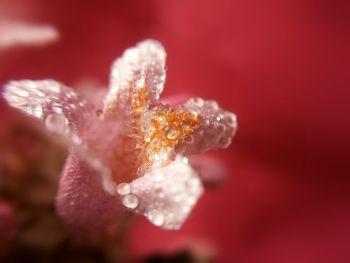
[0, 0, 349, 262]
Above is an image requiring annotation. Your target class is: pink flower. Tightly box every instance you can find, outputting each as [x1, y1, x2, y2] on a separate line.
[3, 40, 237, 230]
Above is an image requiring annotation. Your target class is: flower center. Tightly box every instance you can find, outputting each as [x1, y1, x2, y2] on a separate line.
[108, 84, 201, 183]
[139, 105, 201, 173]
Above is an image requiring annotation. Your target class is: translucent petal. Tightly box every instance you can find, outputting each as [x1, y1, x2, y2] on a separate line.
[104, 40, 166, 114]
[189, 154, 228, 187]
[3, 80, 95, 138]
[137, 98, 237, 165]
[179, 98, 238, 155]
[128, 156, 203, 229]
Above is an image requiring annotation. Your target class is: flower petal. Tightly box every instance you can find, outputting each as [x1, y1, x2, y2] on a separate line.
[3, 79, 95, 140]
[56, 153, 121, 230]
[137, 99, 237, 171]
[104, 40, 166, 115]
[126, 156, 203, 230]
[180, 98, 237, 155]
[0, 21, 59, 50]
[189, 154, 228, 187]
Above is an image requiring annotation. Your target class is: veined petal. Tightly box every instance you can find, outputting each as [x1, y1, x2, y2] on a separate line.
[126, 157, 203, 230]
[104, 40, 166, 115]
[3, 80, 95, 140]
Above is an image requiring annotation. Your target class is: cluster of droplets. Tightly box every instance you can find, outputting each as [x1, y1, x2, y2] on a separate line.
[116, 183, 139, 209]
[2, 40, 238, 231]
[138, 104, 201, 171]
[4, 80, 118, 185]
[118, 157, 203, 229]
[105, 40, 166, 113]
[4, 80, 93, 133]
[111, 157, 203, 229]
[180, 98, 237, 155]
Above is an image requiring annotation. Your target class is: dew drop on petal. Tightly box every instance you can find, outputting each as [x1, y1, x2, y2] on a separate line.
[89, 158, 103, 170]
[184, 134, 194, 144]
[218, 124, 226, 132]
[71, 133, 82, 144]
[193, 98, 204, 107]
[144, 134, 151, 142]
[210, 101, 219, 110]
[44, 113, 68, 135]
[225, 113, 237, 126]
[147, 210, 164, 227]
[122, 194, 139, 209]
[117, 183, 131, 195]
[166, 127, 179, 140]
[33, 105, 43, 118]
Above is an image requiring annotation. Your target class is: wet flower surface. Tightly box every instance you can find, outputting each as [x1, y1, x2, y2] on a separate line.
[1, 0, 349, 262]
[3, 40, 237, 230]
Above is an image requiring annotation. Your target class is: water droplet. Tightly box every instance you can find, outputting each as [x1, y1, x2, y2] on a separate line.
[117, 183, 131, 195]
[166, 127, 179, 140]
[219, 136, 230, 147]
[225, 113, 236, 126]
[218, 124, 226, 132]
[45, 113, 68, 135]
[48, 82, 61, 93]
[122, 194, 139, 209]
[32, 105, 43, 118]
[216, 114, 224, 121]
[51, 105, 63, 114]
[209, 101, 219, 110]
[158, 115, 165, 123]
[147, 210, 164, 227]
[16, 88, 29, 97]
[90, 158, 102, 170]
[79, 101, 86, 107]
[144, 134, 151, 142]
[184, 134, 194, 144]
[182, 123, 190, 130]
[193, 98, 204, 107]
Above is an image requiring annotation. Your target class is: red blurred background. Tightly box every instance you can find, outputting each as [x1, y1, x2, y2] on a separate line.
[0, 0, 350, 262]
